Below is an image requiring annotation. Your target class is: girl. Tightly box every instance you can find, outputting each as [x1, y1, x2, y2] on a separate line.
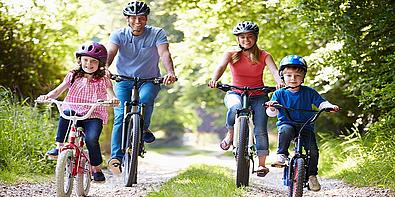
[209, 21, 284, 177]
[37, 42, 119, 182]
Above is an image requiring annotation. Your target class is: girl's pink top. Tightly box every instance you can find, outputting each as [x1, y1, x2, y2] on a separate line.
[62, 72, 112, 124]
[229, 50, 269, 96]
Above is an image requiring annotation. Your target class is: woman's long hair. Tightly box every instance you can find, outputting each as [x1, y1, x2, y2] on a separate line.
[231, 44, 261, 64]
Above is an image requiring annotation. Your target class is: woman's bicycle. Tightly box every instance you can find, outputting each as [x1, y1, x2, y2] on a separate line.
[110, 74, 173, 187]
[267, 103, 338, 197]
[35, 99, 115, 197]
[215, 83, 276, 187]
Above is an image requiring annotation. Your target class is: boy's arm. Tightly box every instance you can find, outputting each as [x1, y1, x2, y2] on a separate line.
[319, 101, 340, 111]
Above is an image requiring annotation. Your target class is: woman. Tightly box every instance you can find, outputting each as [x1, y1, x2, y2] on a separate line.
[208, 21, 283, 177]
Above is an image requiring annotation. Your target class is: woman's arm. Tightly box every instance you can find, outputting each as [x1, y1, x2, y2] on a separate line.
[265, 54, 284, 89]
[208, 52, 232, 88]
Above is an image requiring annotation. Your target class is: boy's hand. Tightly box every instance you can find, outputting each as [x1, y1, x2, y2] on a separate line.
[265, 101, 278, 107]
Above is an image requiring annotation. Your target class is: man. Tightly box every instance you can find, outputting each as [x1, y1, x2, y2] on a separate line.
[106, 1, 177, 174]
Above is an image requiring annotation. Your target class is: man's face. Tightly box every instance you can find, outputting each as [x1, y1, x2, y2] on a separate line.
[126, 15, 147, 35]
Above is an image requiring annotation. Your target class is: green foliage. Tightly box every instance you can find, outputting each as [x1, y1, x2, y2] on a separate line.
[0, 0, 109, 99]
[147, 164, 245, 197]
[0, 87, 57, 182]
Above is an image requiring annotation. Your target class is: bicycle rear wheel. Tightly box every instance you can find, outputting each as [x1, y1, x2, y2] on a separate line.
[123, 114, 141, 187]
[289, 158, 305, 197]
[236, 117, 250, 187]
[76, 152, 91, 196]
[56, 149, 74, 197]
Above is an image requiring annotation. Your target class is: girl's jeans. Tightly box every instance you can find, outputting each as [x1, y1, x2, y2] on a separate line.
[56, 110, 103, 166]
[111, 80, 160, 161]
[224, 91, 270, 156]
[277, 124, 319, 176]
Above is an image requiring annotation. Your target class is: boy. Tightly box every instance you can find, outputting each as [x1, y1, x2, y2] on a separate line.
[265, 55, 339, 191]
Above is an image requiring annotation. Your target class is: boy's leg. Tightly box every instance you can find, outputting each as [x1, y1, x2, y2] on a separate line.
[301, 131, 320, 191]
[272, 124, 295, 167]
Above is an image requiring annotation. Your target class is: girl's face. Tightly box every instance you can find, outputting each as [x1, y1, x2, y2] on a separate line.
[81, 56, 100, 74]
[237, 32, 256, 49]
[283, 67, 305, 88]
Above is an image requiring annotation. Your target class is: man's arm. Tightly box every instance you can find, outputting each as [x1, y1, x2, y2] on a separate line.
[106, 42, 119, 69]
[157, 43, 176, 85]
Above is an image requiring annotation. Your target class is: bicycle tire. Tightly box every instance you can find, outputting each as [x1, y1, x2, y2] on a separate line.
[123, 113, 140, 187]
[56, 149, 74, 197]
[236, 116, 250, 187]
[76, 151, 91, 196]
[289, 158, 305, 197]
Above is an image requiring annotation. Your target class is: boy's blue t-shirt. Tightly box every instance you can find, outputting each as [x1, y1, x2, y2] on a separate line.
[270, 86, 326, 131]
[109, 25, 168, 78]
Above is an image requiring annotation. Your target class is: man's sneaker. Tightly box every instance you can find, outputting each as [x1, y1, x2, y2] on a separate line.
[46, 148, 59, 159]
[308, 175, 321, 191]
[143, 129, 155, 143]
[271, 154, 287, 168]
[93, 171, 106, 182]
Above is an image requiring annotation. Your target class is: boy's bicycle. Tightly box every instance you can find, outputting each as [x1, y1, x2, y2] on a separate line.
[35, 99, 115, 197]
[215, 83, 275, 187]
[110, 74, 173, 187]
[268, 103, 338, 197]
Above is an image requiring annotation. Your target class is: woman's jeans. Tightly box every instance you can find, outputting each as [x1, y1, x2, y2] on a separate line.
[111, 80, 160, 161]
[277, 124, 319, 176]
[56, 110, 103, 166]
[224, 91, 270, 156]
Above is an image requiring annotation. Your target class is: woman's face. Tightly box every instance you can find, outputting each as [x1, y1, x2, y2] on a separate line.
[81, 56, 100, 74]
[237, 32, 256, 49]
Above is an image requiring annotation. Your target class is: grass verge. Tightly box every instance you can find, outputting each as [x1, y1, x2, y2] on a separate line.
[147, 164, 245, 197]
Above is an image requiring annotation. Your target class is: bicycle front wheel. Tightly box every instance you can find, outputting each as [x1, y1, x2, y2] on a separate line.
[76, 151, 91, 196]
[56, 149, 74, 197]
[123, 113, 141, 187]
[236, 117, 250, 187]
[289, 158, 305, 197]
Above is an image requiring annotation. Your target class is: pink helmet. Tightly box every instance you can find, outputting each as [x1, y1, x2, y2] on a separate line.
[75, 42, 107, 64]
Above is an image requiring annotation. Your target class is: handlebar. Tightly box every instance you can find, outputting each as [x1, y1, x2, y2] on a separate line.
[35, 99, 117, 121]
[216, 83, 276, 94]
[110, 74, 178, 84]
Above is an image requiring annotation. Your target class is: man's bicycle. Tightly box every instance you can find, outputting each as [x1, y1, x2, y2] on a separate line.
[110, 74, 173, 187]
[268, 103, 338, 197]
[215, 83, 276, 187]
[35, 99, 115, 197]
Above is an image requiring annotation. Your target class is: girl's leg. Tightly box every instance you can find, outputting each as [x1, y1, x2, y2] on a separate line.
[83, 118, 103, 167]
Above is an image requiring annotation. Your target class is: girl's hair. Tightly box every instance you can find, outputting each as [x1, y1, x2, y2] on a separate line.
[70, 56, 106, 84]
[231, 44, 261, 64]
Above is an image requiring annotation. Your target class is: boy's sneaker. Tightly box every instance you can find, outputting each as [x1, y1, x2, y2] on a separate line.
[93, 171, 106, 182]
[271, 154, 287, 168]
[143, 129, 156, 143]
[308, 175, 321, 191]
[46, 148, 59, 159]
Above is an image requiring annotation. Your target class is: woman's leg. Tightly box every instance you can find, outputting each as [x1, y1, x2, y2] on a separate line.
[251, 95, 269, 167]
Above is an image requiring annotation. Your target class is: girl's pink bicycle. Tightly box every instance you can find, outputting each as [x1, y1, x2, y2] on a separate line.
[35, 99, 116, 197]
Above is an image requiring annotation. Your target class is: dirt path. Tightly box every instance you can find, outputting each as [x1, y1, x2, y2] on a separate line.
[1, 144, 394, 197]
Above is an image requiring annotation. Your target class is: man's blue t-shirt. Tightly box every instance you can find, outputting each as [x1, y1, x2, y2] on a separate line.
[109, 25, 168, 78]
[270, 86, 326, 131]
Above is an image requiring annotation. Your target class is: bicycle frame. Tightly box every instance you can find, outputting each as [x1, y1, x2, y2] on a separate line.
[111, 74, 165, 187]
[35, 99, 114, 196]
[270, 103, 336, 196]
[216, 83, 275, 187]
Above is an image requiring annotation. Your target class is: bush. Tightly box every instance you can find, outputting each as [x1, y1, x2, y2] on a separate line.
[0, 87, 57, 182]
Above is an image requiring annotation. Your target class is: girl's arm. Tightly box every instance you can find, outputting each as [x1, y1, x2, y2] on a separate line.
[37, 81, 68, 101]
[265, 54, 284, 89]
[105, 78, 119, 104]
[208, 52, 232, 88]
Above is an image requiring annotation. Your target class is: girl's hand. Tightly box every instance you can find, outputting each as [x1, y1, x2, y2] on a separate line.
[36, 95, 50, 101]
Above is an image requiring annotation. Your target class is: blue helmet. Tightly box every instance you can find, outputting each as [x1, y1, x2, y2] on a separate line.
[279, 55, 307, 75]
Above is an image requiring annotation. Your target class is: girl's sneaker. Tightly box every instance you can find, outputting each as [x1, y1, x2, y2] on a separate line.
[93, 171, 106, 182]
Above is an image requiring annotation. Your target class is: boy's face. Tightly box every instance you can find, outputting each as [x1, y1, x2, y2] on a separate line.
[81, 56, 100, 74]
[283, 67, 305, 88]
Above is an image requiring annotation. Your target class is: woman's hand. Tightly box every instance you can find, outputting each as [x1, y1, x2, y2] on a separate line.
[208, 80, 218, 88]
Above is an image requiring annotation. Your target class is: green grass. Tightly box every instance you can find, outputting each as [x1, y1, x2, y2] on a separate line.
[147, 164, 245, 197]
[148, 145, 216, 156]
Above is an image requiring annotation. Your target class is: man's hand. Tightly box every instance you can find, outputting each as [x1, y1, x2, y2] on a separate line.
[163, 73, 177, 85]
